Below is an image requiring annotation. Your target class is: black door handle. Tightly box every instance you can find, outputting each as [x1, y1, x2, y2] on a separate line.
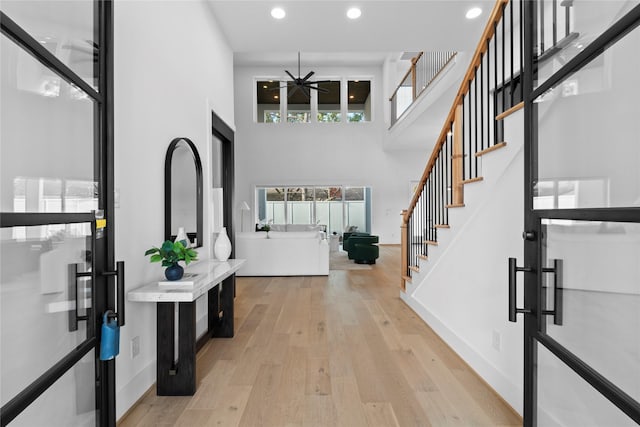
[541, 259, 563, 325]
[102, 261, 125, 327]
[68, 263, 93, 332]
[508, 257, 533, 322]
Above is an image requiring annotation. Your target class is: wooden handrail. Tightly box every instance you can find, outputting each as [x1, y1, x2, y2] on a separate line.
[403, 0, 509, 223]
[389, 52, 424, 101]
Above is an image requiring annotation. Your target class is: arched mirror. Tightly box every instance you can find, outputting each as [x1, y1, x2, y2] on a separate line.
[165, 137, 203, 248]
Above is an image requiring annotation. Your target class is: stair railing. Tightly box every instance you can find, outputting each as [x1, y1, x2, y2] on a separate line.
[390, 51, 457, 127]
[401, 0, 528, 289]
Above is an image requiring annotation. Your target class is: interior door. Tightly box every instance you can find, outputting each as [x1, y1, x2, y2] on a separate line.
[0, 1, 117, 425]
[517, 2, 640, 426]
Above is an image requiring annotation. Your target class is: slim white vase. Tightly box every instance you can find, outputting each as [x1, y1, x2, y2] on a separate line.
[214, 227, 232, 261]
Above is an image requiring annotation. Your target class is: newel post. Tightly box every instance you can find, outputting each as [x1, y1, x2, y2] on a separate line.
[400, 210, 408, 290]
[452, 102, 464, 205]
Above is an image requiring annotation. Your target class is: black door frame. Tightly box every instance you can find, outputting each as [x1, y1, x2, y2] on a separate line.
[522, 2, 640, 425]
[0, 1, 116, 425]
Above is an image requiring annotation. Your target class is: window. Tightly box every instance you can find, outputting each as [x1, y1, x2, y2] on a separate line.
[287, 82, 311, 123]
[256, 80, 280, 123]
[257, 186, 371, 234]
[348, 80, 371, 122]
[317, 81, 341, 122]
[255, 78, 371, 124]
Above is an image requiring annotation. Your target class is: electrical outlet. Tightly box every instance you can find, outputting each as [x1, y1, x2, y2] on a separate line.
[492, 330, 501, 352]
[131, 336, 140, 359]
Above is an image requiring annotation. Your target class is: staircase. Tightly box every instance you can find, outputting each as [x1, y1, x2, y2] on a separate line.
[400, 0, 524, 290]
[397, 0, 528, 409]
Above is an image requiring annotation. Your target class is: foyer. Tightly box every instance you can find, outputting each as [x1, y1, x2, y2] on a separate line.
[119, 246, 521, 426]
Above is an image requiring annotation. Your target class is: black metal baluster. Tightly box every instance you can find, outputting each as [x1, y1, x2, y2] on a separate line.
[540, 0, 546, 53]
[445, 134, 449, 225]
[521, 0, 524, 103]
[468, 81, 472, 180]
[462, 93, 467, 180]
[552, 0, 558, 46]
[474, 69, 478, 178]
[438, 150, 447, 224]
[502, 3, 506, 112]
[494, 22, 498, 147]
[565, 1, 570, 38]
[481, 54, 485, 152]
[510, 0, 515, 107]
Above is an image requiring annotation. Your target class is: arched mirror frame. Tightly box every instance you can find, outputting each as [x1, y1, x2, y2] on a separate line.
[164, 137, 203, 248]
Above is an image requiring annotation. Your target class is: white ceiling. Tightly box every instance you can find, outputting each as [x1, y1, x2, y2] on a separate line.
[207, 0, 494, 66]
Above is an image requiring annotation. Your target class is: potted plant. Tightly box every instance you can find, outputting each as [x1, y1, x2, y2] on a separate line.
[144, 240, 198, 281]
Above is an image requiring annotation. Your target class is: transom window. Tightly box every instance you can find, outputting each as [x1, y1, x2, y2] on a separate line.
[256, 78, 371, 124]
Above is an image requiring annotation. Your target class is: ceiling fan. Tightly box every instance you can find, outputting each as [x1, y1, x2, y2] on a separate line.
[271, 52, 330, 99]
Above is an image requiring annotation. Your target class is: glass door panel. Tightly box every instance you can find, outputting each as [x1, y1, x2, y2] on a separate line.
[542, 220, 640, 401]
[537, 343, 637, 427]
[0, 223, 93, 406]
[535, 0, 640, 89]
[534, 24, 640, 210]
[10, 350, 96, 427]
[0, 34, 98, 214]
[1, 0, 98, 90]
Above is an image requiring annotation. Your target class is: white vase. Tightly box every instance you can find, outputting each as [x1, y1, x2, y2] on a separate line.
[175, 227, 188, 245]
[214, 227, 232, 261]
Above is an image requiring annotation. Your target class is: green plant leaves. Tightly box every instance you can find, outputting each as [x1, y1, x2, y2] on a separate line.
[145, 239, 199, 266]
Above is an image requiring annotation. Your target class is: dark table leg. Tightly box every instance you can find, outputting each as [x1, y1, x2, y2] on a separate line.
[156, 301, 196, 395]
[209, 274, 235, 338]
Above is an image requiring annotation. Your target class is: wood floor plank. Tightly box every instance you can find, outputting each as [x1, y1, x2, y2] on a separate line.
[118, 246, 522, 427]
[362, 402, 401, 427]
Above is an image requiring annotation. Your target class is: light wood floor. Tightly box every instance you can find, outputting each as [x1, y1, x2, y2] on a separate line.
[119, 246, 521, 426]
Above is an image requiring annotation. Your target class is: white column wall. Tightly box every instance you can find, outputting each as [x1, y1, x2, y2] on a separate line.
[113, 0, 234, 419]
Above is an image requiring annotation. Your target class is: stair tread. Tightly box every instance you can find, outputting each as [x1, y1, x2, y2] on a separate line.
[418, 254, 428, 260]
[434, 224, 450, 229]
[446, 203, 465, 208]
[424, 240, 438, 246]
[476, 142, 507, 157]
[462, 177, 484, 184]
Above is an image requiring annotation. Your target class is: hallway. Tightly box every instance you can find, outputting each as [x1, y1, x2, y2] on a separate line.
[120, 246, 521, 426]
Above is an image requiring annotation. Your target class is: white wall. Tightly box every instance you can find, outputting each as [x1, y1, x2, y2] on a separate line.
[402, 110, 525, 414]
[234, 65, 428, 243]
[113, 0, 234, 419]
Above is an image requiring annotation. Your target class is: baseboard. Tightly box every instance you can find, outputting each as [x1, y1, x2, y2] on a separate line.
[116, 360, 156, 422]
[400, 291, 523, 416]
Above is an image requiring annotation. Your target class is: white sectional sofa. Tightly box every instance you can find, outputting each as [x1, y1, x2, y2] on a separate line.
[235, 231, 329, 276]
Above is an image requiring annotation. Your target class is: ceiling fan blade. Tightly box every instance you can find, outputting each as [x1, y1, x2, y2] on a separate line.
[287, 84, 301, 97]
[306, 85, 329, 93]
[309, 80, 331, 84]
[302, 71, 314, 82]
[285, 70, 296, 81]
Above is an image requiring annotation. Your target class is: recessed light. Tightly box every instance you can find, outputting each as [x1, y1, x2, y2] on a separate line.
[347, 7, 361, 20]
[349, 95, 355, 99]
[263, 85, 268, 89]
[274, 95, 279, 99]
[465, 7, 482, 19]
[271, 7, 286, 19]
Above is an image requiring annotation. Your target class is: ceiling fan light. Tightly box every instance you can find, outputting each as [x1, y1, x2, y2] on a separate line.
[271, 7, 286, 19]
[346, 7, 361, 20]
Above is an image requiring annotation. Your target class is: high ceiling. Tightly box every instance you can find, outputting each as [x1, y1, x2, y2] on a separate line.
[207, 0, 494, 66]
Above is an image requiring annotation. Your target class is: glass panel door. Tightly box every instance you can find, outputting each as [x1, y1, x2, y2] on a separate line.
[520, 3, 640, 425]
[0, 1, 114, 425]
